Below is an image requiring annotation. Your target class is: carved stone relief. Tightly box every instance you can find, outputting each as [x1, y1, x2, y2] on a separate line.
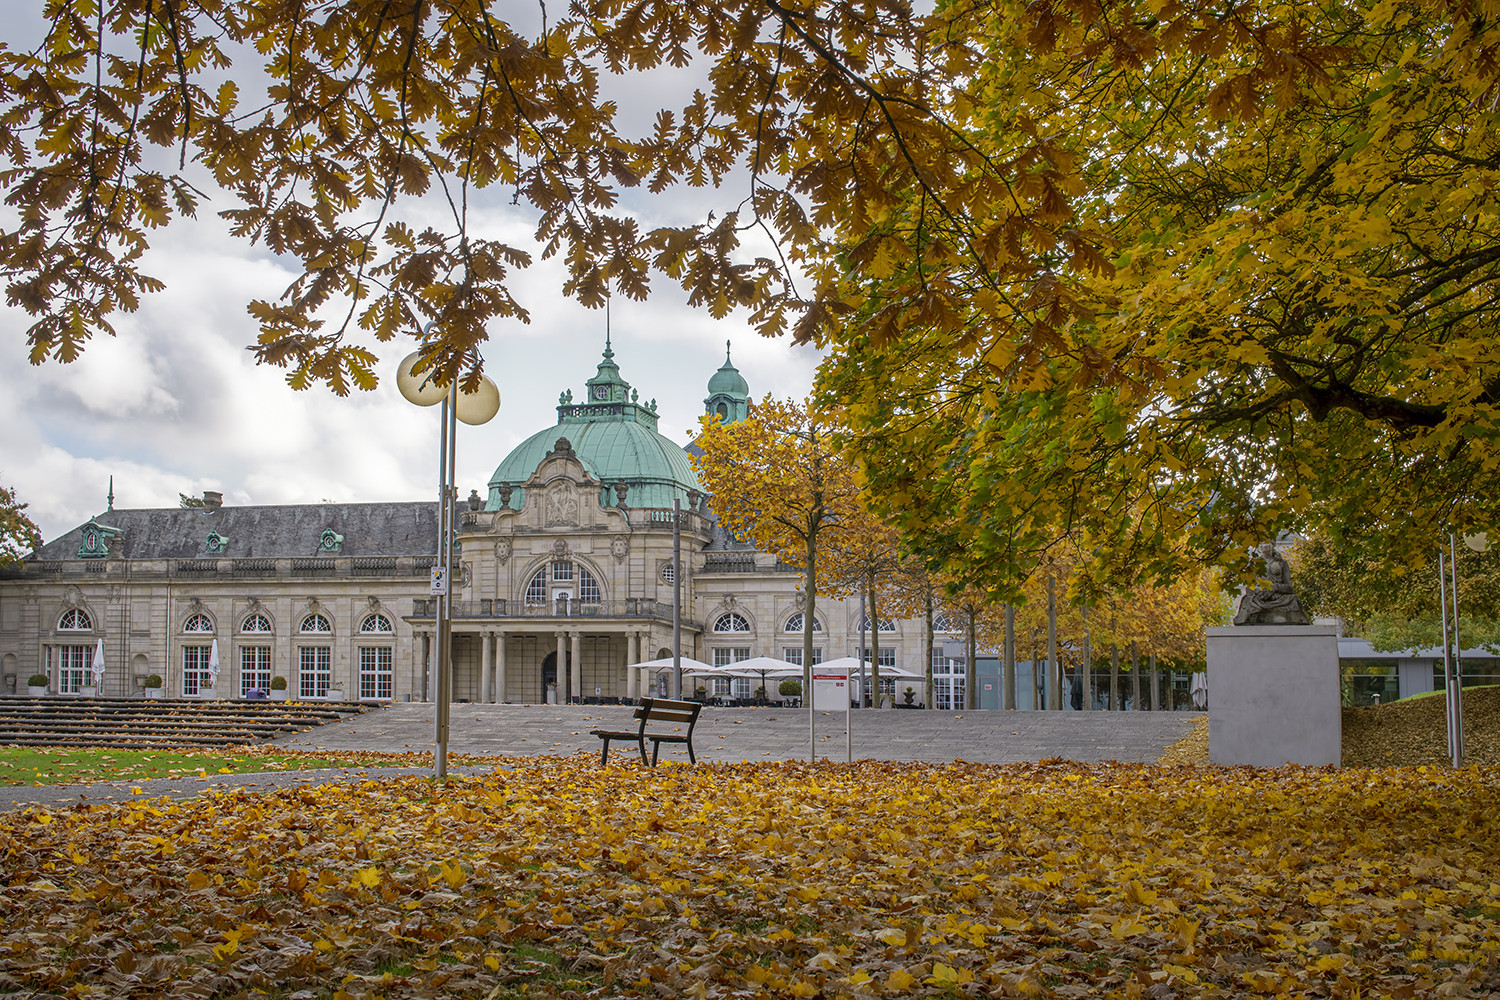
[611, 536, 629, 562]
[546, 481, 580, 526]
[493, 538, 512, 563]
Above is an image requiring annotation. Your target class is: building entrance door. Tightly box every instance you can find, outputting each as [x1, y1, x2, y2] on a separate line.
[541, 651, 570, 703]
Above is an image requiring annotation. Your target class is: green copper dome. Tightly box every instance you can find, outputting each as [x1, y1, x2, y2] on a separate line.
[707, 341, 749, 397]
[488, 339, 702, 510]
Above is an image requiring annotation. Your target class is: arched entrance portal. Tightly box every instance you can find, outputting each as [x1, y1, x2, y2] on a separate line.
[540, 651, 571, 703]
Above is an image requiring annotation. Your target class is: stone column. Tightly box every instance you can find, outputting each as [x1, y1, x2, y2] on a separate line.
[571, 631, 583, 702]
[480, 631, 493, 704]
[493, 631, 505, 703]
[555, 631, 567, 702]
[627, 631, 639, 701]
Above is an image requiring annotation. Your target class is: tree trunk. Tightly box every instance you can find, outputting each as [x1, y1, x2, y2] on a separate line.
[1033, 635, 1043, 709]
[804, 527, 817, 759]
[1165, 661, 1175, 711]
[1080, 604, 1092, 710]
[1003, 604, 1016, 710]
[1110, 645, 1119, 710]
[923, 588, 935, 710]
[1148, 652, 1158, 712]
[1131, 642, 1141, 711]
[868, 571, 881, 708]
[1046, 576, 1061, 710]
[966, 609, 978, 710]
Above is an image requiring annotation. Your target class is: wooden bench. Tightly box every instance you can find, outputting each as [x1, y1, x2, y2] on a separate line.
[590, 697, 702, 765]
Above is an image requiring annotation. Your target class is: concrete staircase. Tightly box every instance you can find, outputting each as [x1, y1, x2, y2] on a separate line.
[0, 698, 369, 748]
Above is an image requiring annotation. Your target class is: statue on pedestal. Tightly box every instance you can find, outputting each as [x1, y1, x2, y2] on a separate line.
[1233, 542, 1310, 625]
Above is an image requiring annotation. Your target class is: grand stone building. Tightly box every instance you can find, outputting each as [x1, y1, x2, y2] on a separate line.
[0, 342, 953, 706]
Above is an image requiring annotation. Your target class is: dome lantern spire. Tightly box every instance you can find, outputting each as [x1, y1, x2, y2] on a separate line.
[705, 340, 750, 424]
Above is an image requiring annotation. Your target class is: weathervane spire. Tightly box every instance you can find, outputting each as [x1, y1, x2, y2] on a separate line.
[604, 300, 613, 359]
[107, 476, 114, 512]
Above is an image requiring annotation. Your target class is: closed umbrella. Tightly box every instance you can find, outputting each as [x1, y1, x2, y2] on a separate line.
[90, 639, 105, 690]
[208, 638, 221, 692]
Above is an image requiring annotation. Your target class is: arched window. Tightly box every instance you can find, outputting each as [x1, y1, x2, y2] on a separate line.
[859, 614, 897, 632]
[183, 614, 214, 633]
[524, 569, 548, 604]
[714, 612, 751, 633]
[360, 613, 392, 633]
[300, 613, 332, 633]
[58, 609, 92, 631]
[932, 612, 958, 633]
[241, 613, 272, 633]
[783, 612, 823, 633]
[579, 567, 601, 604]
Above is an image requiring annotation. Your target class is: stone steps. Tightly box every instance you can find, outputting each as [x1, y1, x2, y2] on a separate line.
[0, 698, 369, 749]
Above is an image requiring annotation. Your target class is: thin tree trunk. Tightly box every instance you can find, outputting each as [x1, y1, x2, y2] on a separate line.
[1110, 645, 1119, 710]
[1003, 604, 1016, 710]
[1080, 604, 1092, 710]
[868, 571, 881, 708]
[966, 608, 978, 710]
[1046, 576, 1060, 710]
[1131, 642, 1141, 711]
[804, 527, 817, 759]
[1148, 652, 1158, 712]
[1032, 635, 1042, 709]
[1166, 660, 1175, 711]
[923, 589, 935, 710]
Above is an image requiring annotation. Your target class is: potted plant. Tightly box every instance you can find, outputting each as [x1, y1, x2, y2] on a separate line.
[79, 680, 97, 697]
[198, 677, 215, 699]
[754, 684, 767, 704]
[778, 678, 802, 705]
[903, 686, 916, 707]
[143, 674, 163, 700]
[269, 675, 289, 701]
[692, 684, 708, 702]
[27, 673, 48, 697]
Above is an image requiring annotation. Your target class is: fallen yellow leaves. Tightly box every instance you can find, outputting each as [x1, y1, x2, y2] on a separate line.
[0, 758, 1497, 999]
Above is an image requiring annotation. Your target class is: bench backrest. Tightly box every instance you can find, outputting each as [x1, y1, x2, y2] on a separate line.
[635, 697, 701, 729]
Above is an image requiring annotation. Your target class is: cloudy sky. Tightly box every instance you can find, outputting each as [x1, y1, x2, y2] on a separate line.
[0, 14, 825, 544]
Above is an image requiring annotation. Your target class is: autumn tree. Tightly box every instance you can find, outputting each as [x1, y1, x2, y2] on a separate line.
[817, 0, 1500, 591]
[1291, 534, 1500, 653]
[0, 482, 42, 568]
[691, 397, 860, 746]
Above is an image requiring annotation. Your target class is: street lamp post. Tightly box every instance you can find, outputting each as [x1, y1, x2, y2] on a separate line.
[1440, 530, 1491, 768]
[398, 346, 500, 780]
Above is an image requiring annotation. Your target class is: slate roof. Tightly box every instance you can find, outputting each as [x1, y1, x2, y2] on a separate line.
[31, 502, 439, 561]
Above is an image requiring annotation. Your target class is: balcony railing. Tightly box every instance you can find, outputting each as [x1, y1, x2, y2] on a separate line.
[410, 597, 699, 629]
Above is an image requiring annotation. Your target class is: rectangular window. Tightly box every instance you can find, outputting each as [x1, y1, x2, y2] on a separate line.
[299, 646, 331, 698]
[862, 647, 897, 669]
[782, 648, 823, 666]
[932, 647, 965, 675]
[240, 646, 272, 696]
[359, 646, 393, 700]
[713, 647, 750, 667]
[551, 560, 573, 581]
[182, 645, 212, 696]
[732, 677, 753, 700]
[579, 573, 601, 604]
[934, 676, 966, 711]
[54, 645, 90, 694]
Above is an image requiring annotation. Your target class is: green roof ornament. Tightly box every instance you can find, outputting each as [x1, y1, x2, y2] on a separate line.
[705, 341, 750, 423]
[319, 529, 344, 552]
[205, 531, 229, 554]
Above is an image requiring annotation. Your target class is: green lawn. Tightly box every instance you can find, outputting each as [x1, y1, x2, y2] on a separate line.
[0, 746, 400, 786]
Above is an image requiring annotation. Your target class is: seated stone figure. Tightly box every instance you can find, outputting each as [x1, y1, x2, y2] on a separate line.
[1233, 542, 1311, 625]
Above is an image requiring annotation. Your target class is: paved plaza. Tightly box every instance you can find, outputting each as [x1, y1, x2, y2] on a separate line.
[2, 704, 1197, 811]
[277, 703, 1199, 765]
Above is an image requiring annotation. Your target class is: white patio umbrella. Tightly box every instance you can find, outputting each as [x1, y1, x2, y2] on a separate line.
[627, 656, 715, 700]
[90, 639, 105, 688]
[208, 638, 221, 689]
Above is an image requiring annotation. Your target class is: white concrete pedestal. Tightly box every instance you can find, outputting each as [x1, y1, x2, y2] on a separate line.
[1207, 624, 1341, 766]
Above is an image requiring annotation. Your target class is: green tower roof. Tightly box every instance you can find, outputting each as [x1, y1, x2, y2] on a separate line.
[706, 341, 749, 398]
[488, 339, 702, 510]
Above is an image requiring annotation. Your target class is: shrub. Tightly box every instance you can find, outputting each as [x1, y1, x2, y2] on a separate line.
[27, 674, 48, 687]
[778, 678, 802, 697]
[144, 674, 162, 688]
[270, 675, 288, 690]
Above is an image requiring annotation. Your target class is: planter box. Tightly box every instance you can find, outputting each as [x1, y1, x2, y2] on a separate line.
[79, 686, 97, 698]
[270, 689, 289, 702]
[27, 685, 46, 697]
[325, 689, 345, 702]
[143, 688, 163, 700]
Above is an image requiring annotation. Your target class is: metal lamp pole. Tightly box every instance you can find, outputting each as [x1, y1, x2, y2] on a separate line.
[398, 345, 500, 781]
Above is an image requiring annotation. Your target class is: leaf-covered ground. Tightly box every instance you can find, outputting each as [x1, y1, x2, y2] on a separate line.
[2, 757, 1497, 999]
